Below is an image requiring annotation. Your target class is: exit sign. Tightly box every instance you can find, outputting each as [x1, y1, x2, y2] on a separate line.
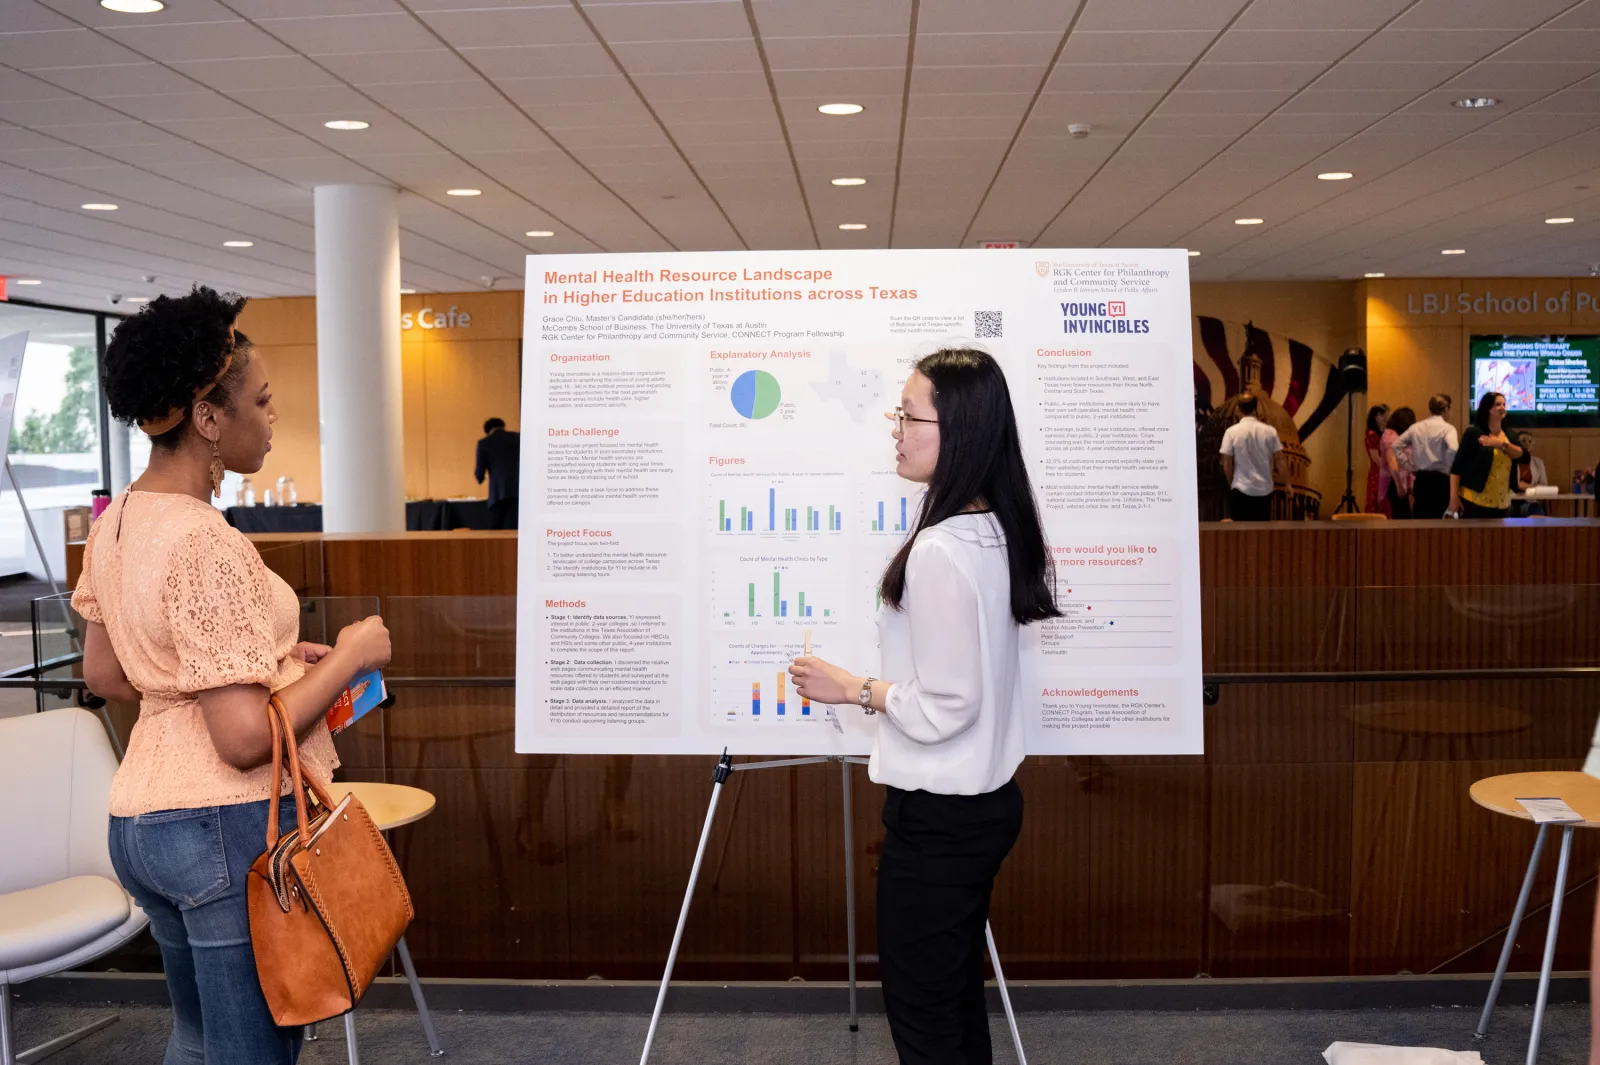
[979, 241, 1024, 249]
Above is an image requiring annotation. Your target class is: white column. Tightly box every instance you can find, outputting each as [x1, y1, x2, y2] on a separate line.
[108, 422, 131, 493]
[313, 184, 405, 532]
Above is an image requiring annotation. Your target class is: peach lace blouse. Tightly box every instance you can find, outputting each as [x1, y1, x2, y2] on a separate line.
[72, 491, 337, 816]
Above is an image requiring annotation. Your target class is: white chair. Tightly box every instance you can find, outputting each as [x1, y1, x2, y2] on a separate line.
[0, 709, 148, 1065]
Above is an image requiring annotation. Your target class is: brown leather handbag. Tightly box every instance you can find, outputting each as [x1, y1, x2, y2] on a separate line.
[247, 695, 413, 1026]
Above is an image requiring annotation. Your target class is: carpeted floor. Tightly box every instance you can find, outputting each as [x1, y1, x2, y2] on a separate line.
[6, 1002, 1590, 1064]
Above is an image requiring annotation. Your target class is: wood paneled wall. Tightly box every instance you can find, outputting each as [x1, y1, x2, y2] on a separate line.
[72, 522, 1600, 981]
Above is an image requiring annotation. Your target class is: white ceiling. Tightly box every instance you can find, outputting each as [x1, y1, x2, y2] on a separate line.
[4, 0, 1600, 309]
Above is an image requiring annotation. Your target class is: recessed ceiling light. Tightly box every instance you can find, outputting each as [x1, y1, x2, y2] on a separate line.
[446, 188, 481, 197]
[1453, 97, 1498, 109]
[831, 177, 867, 186]
[1364, 272, 1386, 278]
[223, 240, 253, 248]
[126, 296, 151, 303]
[1441, 248, 1466, 255]
[1234, 217, 1264, 225]
[838, 223, 868, 230]
[81, 203, 118, 211]
[1317, 172, 1353, 181]
[13, 279, 41, 285]
[400, 288, 416, 295]
[525, 230, 554, 237]
[1187, 250, 1201, 257]
[324, 119, 369, 131]
[818, 103, 864, 116]
[100, 0, 164, 11]
[1546, 217, 1576, 224]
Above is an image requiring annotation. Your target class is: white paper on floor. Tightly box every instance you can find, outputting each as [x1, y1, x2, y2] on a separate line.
[1323, 1043, 1484, 1064]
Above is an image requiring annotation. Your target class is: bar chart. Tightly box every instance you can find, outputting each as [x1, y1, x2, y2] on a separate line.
[713, 638, 824, 725]
[707, 479, 844, 530]
[861, 476, 922, 536]
[712, 556, 846, 627]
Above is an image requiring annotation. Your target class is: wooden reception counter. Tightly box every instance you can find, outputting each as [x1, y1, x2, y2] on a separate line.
[67, 521, 1600, 981]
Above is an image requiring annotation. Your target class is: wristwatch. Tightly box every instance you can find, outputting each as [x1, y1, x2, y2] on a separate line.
[858, 677, 877, 715]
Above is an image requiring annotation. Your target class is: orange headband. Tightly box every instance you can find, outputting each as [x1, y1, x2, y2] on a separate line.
[137, 353, 234, 437]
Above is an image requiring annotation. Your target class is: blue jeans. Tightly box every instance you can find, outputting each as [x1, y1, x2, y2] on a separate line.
[109, 797, 302, 1065]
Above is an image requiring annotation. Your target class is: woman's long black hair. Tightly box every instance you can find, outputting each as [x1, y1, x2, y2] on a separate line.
[880, 348, 1060, 625]
[1472, 391, 1503, 432]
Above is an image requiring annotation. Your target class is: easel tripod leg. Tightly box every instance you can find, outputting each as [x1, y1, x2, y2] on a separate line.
[985, 922, 1026, 1065]
[841, 758, 859, 1032]
[639, 758, 731, 1065]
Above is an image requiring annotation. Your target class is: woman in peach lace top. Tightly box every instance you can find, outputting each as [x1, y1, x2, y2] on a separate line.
[77, 287, 390, 1065]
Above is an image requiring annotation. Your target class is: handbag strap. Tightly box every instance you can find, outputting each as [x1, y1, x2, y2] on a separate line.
[263, 694, 340, 853]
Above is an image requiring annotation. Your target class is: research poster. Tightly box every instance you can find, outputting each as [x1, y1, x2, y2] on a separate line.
[516, 250, 1202, 756]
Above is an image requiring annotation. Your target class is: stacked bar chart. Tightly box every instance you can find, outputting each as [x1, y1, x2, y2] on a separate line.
[713, 638, 825, 725]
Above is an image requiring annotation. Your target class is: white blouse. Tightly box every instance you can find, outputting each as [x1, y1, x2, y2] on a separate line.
[869, 512, 1025, 796]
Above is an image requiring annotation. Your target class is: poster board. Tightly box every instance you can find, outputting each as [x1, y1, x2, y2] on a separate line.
[0, 332, 28, 480]
[516, 250, 1201, 756]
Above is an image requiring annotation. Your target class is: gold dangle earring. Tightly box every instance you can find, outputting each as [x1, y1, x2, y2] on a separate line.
[209, 439, 225, 498]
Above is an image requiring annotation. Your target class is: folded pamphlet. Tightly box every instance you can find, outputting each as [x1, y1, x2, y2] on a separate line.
[326, 670, 387, 735]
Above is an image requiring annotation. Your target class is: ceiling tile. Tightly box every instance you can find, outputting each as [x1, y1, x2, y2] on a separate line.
[1058, 30, 1216, 64]
[1205, 28, 1372, 62]
[254, 13, 442, 56]
[1492, 28, 1600, 63]
[1077, 0, 1246, 32]
[102, 93, 258, 123]
[100, 20, 294, 62]
[1180, 61, 1329, 92]
[1234, 0, 1412, 30]
[1446, 61, 1600, 92]
[1347, 28, 1522, 62]
[915, 31, 1063, 67]
[761, 34, 905, 69]
[314, 48, 477, 84]
[918, 0, 1074, 34]
[583, 0, 751, 42]
[1045, 63, 1186, 92]
[453, 44, 617, 80]
[169, 55, 342, 93]
[416, 6, 592, 49]
[1313, 60, 1470, 91]
[1393, 0, 1579, 31]
[748, 0, 911, 39]
[609, 38, 762, 74]
[31, 62, 198, 97]
[0, 30, 147, 69]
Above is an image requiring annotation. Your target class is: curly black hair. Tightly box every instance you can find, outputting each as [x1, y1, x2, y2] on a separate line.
[103, 285, 249, 449]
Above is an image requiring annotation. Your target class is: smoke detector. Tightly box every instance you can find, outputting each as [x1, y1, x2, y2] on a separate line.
[1068, 123, 1092, 139]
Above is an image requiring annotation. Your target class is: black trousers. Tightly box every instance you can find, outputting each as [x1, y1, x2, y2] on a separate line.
[487, 498, 518, 530]
[1461, 499, 1509, 519]
[1227, 488, 1271, 522]
[1413, 470, 1449, 519]
[878, 780, 1024, 1065]
[1386, 479, 1412, 520]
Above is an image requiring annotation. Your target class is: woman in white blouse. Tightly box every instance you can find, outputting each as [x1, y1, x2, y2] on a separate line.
[790, 347, 1058, 1065]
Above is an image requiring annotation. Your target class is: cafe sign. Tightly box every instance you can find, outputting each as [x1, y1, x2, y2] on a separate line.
[401, 305, 472, 330]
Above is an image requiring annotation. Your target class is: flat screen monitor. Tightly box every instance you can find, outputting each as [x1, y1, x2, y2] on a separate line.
[1470, 334, 1600, 427]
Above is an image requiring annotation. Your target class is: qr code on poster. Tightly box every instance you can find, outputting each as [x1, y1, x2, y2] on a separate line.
[974, 310, 1003, 338]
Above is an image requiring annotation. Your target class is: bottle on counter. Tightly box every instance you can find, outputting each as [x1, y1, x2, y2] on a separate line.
[263, 488, 275, 506]
[277, 475, 296, 506]
[91, 488, 111, 521]
[241, 476, 255, 506]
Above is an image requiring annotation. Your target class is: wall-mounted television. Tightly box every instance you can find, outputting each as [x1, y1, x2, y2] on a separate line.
[1470, 334, 1600, 427]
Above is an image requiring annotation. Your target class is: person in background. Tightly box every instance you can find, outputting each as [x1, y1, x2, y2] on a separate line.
[1365, 404, 1391, 515]
[1449, 391, 1527, 519]
[1511, 430, 1549, 516]
[1395, 393, 1458, 519]
[78, 286, 392, 1065]
[1219, 394, 1283, 522]
[789, 348, 1054, 1065]
[474, 416, 521, 530]
[1382, 406, 1416, 519]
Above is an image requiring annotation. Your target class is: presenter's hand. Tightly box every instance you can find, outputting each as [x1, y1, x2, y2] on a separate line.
[788, 656, 858, 706]
[335, 616, 392, 674]
[292, 642, 333, 666]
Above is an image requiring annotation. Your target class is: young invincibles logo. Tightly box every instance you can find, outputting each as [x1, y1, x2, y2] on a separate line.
[1060, 301, 1150, 334]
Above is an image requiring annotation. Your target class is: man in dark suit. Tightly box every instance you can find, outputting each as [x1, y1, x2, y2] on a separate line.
[475, 417, 521, 529]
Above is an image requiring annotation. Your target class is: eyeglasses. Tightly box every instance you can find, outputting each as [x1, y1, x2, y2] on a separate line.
[889, 407, 938, 433]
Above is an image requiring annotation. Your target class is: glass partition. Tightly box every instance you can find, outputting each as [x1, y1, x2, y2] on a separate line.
[0, 302, 104, 578]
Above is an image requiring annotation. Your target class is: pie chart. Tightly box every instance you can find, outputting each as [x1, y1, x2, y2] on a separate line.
[730, 369, 782, 419]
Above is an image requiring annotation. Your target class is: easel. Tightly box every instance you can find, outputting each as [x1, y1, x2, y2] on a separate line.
[638, 750, 1029, 1065]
